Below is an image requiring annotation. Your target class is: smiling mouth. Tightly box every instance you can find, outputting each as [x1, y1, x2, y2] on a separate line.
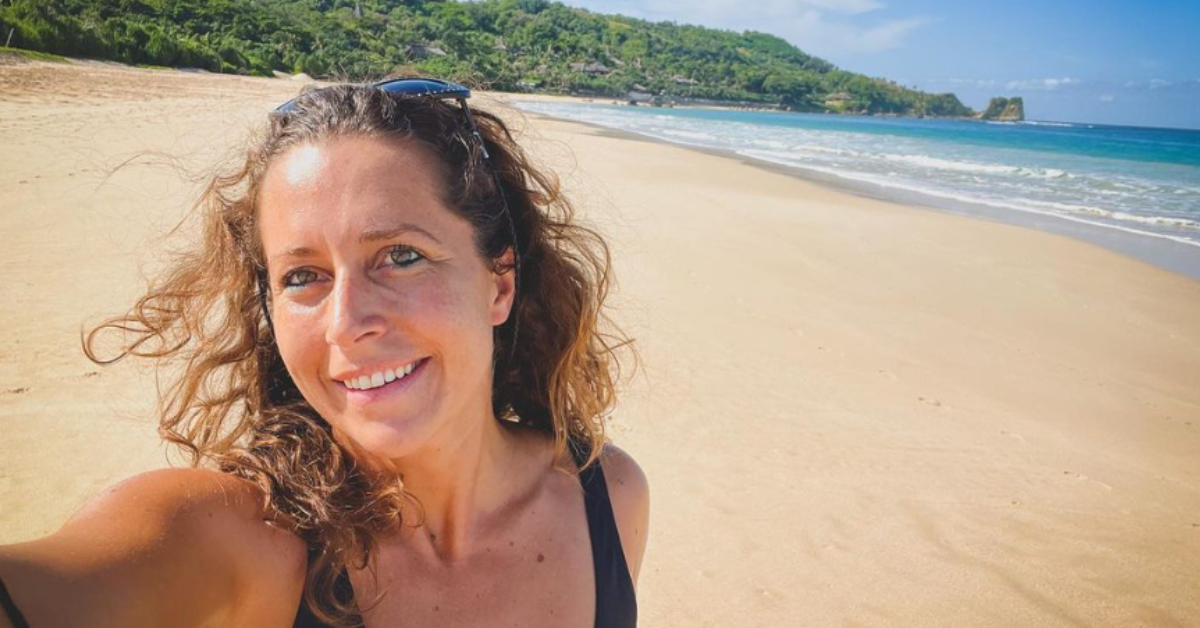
[339, 358, 427, 391]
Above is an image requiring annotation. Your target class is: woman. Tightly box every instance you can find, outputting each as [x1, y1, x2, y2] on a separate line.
[0, 77, 648, 628]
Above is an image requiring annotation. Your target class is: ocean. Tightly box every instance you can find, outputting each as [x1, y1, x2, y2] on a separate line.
[516, 101, 1200, 267]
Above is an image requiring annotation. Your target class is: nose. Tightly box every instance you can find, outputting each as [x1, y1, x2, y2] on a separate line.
[324, 273, 387, 348]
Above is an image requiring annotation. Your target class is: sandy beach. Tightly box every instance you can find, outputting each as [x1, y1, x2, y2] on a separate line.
[2, 59, 1199, 627]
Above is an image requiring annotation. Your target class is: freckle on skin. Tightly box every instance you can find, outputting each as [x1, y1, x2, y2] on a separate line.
[537, 553, 545, 563]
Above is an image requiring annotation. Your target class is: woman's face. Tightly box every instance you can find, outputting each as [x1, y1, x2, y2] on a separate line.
[257, 135, 515, 461]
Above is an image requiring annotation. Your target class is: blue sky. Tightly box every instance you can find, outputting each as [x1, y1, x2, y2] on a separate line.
[555, 0, 1200, 129]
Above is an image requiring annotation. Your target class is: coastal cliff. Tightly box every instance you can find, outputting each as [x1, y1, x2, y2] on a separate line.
[980, 97, 1025, 121]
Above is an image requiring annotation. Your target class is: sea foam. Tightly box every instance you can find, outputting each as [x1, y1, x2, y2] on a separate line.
[517, 101, 1200, 248]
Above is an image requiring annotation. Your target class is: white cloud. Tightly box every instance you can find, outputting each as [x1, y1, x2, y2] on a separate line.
[559, 0, 930, 56]
[798, 0, 885, 14]
[847, 16, 930, 53]
[1099, 94, 1115, 102]
[1003, 77, 1081, 90]
[938, 78, 998, 87]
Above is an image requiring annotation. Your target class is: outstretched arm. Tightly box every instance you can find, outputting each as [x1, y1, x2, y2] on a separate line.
[0, 468, 305, 628]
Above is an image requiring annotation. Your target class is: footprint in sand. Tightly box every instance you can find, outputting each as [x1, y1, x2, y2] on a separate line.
[917, 396, 943, 408]
[999, 429, 1027, 444]
[757, 588, 780, 601]
[1062, 470, 1112, 491]
[4, 387, 29, 395]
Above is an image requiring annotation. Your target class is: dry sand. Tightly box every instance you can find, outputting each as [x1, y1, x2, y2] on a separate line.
[2, 59, 1199, 627]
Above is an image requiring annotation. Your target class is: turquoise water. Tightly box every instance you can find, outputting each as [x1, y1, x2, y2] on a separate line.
[517, 102, 1200, 248]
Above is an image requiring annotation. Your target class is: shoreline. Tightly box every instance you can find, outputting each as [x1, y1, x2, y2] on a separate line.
[501, 96, 1200, 284]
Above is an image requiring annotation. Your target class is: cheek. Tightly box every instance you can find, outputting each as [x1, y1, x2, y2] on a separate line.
[271, 311, 325, 396]
[402, 277, 497, 359]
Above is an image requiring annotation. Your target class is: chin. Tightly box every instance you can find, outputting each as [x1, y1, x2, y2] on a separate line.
[334, 411, 440, 463]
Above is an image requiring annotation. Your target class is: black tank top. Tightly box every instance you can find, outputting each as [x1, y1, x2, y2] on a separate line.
[293, 442, 638, 628]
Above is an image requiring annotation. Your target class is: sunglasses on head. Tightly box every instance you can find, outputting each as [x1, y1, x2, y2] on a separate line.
[274, 77, 492, 159]
[261, 77, 521, 354]
[274, 77, 471, 112]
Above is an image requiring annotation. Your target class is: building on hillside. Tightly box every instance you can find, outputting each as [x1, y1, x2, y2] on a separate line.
[569, 61, 612, 75]
[404, 44, 447, 59]
[627, 90, 653, 105]
[824, 92, 853, 107]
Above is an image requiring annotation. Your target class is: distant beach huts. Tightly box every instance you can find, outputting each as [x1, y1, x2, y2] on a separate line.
[824, 92, 853, 108]
[627, 90, 653, 105]
[569, 61, 612, 75]
[404, 43, 447, 59]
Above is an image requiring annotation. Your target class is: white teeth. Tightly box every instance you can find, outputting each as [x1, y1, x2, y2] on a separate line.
[343, 360, 420, 391]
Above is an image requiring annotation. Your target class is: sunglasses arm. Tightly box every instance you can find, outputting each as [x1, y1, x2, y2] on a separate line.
[457, 98, 491, 161]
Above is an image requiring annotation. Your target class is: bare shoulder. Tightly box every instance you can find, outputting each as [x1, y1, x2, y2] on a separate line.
[71, 467, 306, 570]
[599, 443, 650, 587]
[0, 468, 306, 628]
[75, 467, 273, 524]
[506, 426, 650, 586]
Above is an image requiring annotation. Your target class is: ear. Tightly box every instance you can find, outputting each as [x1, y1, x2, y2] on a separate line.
[489, 247, 517, 326]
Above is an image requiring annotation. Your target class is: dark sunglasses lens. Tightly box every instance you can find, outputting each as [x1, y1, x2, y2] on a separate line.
[377, 78, 470, 99]
[274, 78, 470, 113]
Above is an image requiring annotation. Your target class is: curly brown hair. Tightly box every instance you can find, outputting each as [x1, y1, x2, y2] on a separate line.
[84, 80, 631, 626]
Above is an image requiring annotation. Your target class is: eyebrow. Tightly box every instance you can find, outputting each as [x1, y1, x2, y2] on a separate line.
[360, 223, 442, 245]
[268, 223, 442, 265]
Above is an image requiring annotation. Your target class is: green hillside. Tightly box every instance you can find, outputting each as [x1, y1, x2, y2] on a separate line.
[0, 0, 976, 116]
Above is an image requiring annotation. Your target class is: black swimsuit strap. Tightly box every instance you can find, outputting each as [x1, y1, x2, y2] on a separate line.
[571, 440, 639, 628]
[0, 573, 32, 628]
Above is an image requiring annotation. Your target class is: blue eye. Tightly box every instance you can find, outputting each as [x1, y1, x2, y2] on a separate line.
[389, 245, 424, 268]
[282, 269, 319, 289]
